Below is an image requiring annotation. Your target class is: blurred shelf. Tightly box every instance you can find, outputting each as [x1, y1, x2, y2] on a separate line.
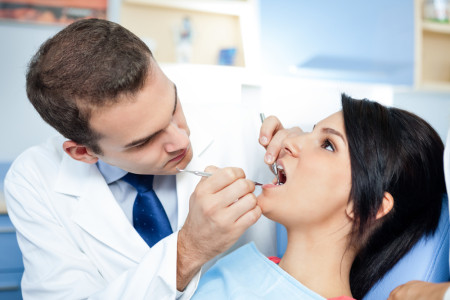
[120, 0, 260, 68]
[123, 0, 248, 16]
[422, 20, 450, 34]
[417, 80, 450, 92]
[415, 0, 450, 90]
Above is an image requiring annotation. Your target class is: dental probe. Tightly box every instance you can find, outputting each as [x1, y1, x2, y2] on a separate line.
[176, 168, 263, 186]
[259, 113, 281, 185]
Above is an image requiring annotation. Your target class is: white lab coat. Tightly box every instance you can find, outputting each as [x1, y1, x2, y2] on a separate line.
[4, 104, 276, 300]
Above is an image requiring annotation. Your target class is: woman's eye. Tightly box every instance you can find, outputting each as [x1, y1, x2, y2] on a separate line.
[322, 139, 335, 152]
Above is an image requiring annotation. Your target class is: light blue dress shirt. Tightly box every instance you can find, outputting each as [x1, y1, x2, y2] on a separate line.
[96, 160, 178, 232]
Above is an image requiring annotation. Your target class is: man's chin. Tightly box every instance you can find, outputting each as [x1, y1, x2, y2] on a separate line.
[183, 146, 193, 165]
[161, 147, 193, 175]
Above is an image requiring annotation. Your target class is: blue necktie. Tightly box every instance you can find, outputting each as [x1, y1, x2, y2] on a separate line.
[122, 173, 173, 247]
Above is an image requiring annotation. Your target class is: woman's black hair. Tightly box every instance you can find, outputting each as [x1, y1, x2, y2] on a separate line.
[342, 94, 446, 299]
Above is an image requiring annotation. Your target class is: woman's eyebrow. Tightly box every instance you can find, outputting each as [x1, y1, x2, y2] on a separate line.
[322, 127, 346, 144]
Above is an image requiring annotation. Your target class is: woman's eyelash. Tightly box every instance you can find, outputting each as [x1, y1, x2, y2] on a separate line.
[322, 139, 335, 152]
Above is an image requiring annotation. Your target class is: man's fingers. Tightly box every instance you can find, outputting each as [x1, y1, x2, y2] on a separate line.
[225, 192, 258, 221]
[204, 165, 219, 173]
[200, 166, 246, 194]
[259, 115, 304, 165]
[264, 129, 289, 165]
[217, 179, 256, 207]
[265, 126, 304, 165]
[234, 204, 262, 230]
[259, 115, 284, 147]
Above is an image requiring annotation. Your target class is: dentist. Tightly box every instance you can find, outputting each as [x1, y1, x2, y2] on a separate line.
[4, 19, 291, 299]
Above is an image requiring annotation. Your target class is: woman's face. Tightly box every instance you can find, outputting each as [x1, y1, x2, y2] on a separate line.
[257, 111, 352, 231]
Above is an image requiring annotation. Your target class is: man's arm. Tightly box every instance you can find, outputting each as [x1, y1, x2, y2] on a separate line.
[5, 156, 182, 299]
[175, 166, 261, 291]
[388, 281, 450, 300]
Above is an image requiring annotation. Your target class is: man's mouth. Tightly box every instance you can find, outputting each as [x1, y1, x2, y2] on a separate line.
[169, 149, 187, 163]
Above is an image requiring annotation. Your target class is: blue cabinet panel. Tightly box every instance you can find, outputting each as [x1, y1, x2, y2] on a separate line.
[0, 214, 23, 300]
[0, 233, 24, 273]
[0, 215, 23, 272]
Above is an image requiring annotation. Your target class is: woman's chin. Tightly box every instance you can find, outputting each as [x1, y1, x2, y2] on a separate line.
[256, 193, 278, 216]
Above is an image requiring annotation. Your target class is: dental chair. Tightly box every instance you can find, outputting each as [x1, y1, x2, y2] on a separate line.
[276, 195, 450, 300]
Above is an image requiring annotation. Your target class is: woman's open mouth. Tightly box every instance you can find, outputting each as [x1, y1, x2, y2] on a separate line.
[262, 164, 287, 188]
[277, 165, 287, 184]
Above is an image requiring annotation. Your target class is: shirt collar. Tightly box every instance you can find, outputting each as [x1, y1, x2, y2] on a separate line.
[96, 159, 127, 184]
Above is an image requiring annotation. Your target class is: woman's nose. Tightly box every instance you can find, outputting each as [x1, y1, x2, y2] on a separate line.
[282, 134, 304, 157]
[164, 122, 190, 153]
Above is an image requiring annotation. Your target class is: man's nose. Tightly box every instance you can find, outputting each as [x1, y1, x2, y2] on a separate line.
[163, 122, 190, 153]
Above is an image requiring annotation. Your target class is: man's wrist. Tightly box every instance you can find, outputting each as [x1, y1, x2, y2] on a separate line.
[176, 229, 206, 291]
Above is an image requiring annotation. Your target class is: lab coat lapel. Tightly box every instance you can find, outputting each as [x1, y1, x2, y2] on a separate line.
[176, 156, 204, 230]
[55, 155, 148, 263]
[176, 121, 215, 230]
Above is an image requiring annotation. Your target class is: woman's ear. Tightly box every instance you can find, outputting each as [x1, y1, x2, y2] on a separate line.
[376, 192, 394, 220]
[63, 140, 99, 164]
[345, 202, 355, 219]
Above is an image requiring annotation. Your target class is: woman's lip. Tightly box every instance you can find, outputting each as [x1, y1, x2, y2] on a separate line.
[169, 149, 187, 163]
[262, 183, 284, 189]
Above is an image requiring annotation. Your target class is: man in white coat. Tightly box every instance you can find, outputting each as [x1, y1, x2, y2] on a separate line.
[4, 19, 293, 299]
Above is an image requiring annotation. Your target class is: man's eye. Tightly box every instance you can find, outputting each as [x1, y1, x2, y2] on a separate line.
[135, 140, 150, 149]
[322, 139, 335, 152]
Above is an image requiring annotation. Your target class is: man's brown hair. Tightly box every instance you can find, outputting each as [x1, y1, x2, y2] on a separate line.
[26, 18, 152, 154]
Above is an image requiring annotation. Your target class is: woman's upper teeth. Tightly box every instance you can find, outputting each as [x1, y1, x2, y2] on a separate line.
[276, 164, 286, 184]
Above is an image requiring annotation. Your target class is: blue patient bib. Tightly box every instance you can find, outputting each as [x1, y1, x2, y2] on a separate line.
[192, 243, 326, 300]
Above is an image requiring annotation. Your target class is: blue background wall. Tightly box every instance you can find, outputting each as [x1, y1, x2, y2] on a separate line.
[259, 0, 414, 85]
[0, 0, 448, 162]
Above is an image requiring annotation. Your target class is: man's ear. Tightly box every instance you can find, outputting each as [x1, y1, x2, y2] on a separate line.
[376, 192, 394, 220]
[63, 140, 99, 164]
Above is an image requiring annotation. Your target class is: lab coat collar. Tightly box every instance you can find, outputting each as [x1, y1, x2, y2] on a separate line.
[56, 154, 149, 262]
[175, 155, 206, 230]
[53, 117, 215, 261]
[175, 117, 215, 229]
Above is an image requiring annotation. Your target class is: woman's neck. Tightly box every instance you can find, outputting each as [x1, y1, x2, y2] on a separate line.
[278, 227, 355, 299]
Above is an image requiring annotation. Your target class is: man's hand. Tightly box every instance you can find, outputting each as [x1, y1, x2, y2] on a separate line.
[259, 115, 303, 165]
[388, 280, 450, 300]
[176, 166, 261, 291]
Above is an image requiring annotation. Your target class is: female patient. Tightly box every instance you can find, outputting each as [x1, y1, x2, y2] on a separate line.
[192, 94, 446, 300]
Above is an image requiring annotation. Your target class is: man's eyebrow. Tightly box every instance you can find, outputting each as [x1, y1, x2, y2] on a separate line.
[322, 127, 346, 144]
[124, 85, 177, 149]
[124, 130, 163, 149]
[173, 84, 178, 115]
